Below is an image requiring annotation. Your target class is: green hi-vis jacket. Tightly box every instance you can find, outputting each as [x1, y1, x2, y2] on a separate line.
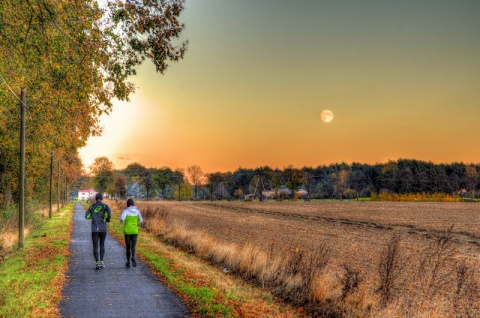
[85, 201, 111, 233]
[119, 206, 144, 235]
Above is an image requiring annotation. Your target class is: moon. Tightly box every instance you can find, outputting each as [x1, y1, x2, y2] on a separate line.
[321, 110, 334, 123]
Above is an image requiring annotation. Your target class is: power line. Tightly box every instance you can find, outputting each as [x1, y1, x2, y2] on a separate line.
[0, 76, 54, 158]
[0, 75, 43, 157]
[0, 72, 22, 104]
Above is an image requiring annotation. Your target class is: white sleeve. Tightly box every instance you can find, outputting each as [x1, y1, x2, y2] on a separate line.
[138, 211, 144, 223]
[119, 209, 127, 222]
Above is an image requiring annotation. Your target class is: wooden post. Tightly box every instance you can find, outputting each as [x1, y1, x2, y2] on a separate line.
[49, 152, 53, 219]
[18, 88, 26, 249]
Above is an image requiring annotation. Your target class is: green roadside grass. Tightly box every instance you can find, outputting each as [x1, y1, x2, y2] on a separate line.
[106, 204, 299, 318]
[0, 203, 73, 318]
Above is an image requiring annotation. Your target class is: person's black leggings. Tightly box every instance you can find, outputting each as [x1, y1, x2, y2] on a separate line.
[125, 234, 138, 261]
[92, 232, 107, 262]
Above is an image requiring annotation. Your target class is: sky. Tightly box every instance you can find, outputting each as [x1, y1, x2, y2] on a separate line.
[79, 0, 480, 173]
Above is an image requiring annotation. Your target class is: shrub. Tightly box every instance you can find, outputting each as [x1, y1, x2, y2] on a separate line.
[371, 192, 462, 202]
[359, 188, 371, 198]
[0, 204, 17, 232]
[342, 189, 357, 199]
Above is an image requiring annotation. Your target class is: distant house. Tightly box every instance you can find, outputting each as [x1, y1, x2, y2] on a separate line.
[261, 189, 308, 199]
[78, 188, 97, 201]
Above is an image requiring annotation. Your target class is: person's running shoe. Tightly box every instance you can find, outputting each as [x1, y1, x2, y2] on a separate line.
[99, 261, 105, 268]
[131, 257, 137, 268]
[126, 262, 130, 268]
[95, 261, 101, 270]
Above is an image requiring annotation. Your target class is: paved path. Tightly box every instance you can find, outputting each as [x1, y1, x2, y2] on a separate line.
[60, 202, 190, 318]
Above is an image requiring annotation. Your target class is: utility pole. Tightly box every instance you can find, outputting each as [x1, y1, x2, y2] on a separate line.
[57, 161, 60, 212]
[18, 88, 26, 249]
[64, 174, 67, 203]
[49, 152, 53, 219]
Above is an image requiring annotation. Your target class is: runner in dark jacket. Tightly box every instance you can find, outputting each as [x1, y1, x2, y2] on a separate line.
[85, 193, 111, 270]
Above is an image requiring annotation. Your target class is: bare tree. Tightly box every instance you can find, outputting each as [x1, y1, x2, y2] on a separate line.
[171, 168, 185, 201]
[465, 166, 478, 199]
[284, 165, 305, 201]
[333, 170, 349, 200]
[187, 165, 204, 201]
[271, 170, 283, 200]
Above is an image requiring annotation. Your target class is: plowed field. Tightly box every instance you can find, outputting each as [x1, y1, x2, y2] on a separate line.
[135, 200, 480, 315]
[138, 201, 479, 272]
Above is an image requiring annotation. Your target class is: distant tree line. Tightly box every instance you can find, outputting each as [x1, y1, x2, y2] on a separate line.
[88, 158, 480, 201]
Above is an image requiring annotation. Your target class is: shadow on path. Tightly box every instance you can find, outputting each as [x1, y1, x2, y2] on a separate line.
[60, 202, 190, 318]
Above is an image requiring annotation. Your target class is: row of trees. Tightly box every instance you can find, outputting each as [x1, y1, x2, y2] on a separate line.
[88, 158, 480, 201]
[0, 1, 187, 208]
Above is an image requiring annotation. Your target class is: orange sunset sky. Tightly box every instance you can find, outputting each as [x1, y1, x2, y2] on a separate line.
[79, 0, 480, 173]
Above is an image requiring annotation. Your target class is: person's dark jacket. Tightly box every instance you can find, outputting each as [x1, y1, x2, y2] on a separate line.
[85, 201, 111, 232]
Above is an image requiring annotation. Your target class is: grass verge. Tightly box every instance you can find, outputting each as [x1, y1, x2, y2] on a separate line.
[0, 203, 73, 317]
[106, 200, 300, 317]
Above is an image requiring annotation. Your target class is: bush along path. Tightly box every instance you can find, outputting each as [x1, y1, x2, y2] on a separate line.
[60, 202, 189, 317]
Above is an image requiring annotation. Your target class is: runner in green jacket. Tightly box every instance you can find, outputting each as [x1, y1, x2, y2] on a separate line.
[119, 198, 144, 267]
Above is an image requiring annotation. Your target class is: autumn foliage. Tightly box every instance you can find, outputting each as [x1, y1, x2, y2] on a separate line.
[0, 0, 187, 208]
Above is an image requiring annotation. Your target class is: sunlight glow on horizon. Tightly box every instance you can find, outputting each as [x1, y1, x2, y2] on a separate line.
[79, 0, 480, 173]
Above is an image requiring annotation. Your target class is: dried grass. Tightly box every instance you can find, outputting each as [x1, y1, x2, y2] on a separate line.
[137, 204, 337, 310]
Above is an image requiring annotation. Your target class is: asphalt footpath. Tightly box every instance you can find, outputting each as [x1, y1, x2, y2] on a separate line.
[60, 202, 190, 318]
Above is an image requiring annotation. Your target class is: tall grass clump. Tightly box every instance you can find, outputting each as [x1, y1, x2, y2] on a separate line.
[133, 203, 337, 312]
[0, 204, 17, 230]
[372, 227, 480, 317]
[140, 204, 170, 235]
[452, 260, 479, 317]
[279, 244, 331, 305]
[378, 235, 403, 305]
[0, 200, 47, 258]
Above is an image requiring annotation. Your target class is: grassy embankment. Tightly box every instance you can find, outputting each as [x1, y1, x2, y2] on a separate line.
[105, 199, 300, 317]
[0, 203, 73, 317]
